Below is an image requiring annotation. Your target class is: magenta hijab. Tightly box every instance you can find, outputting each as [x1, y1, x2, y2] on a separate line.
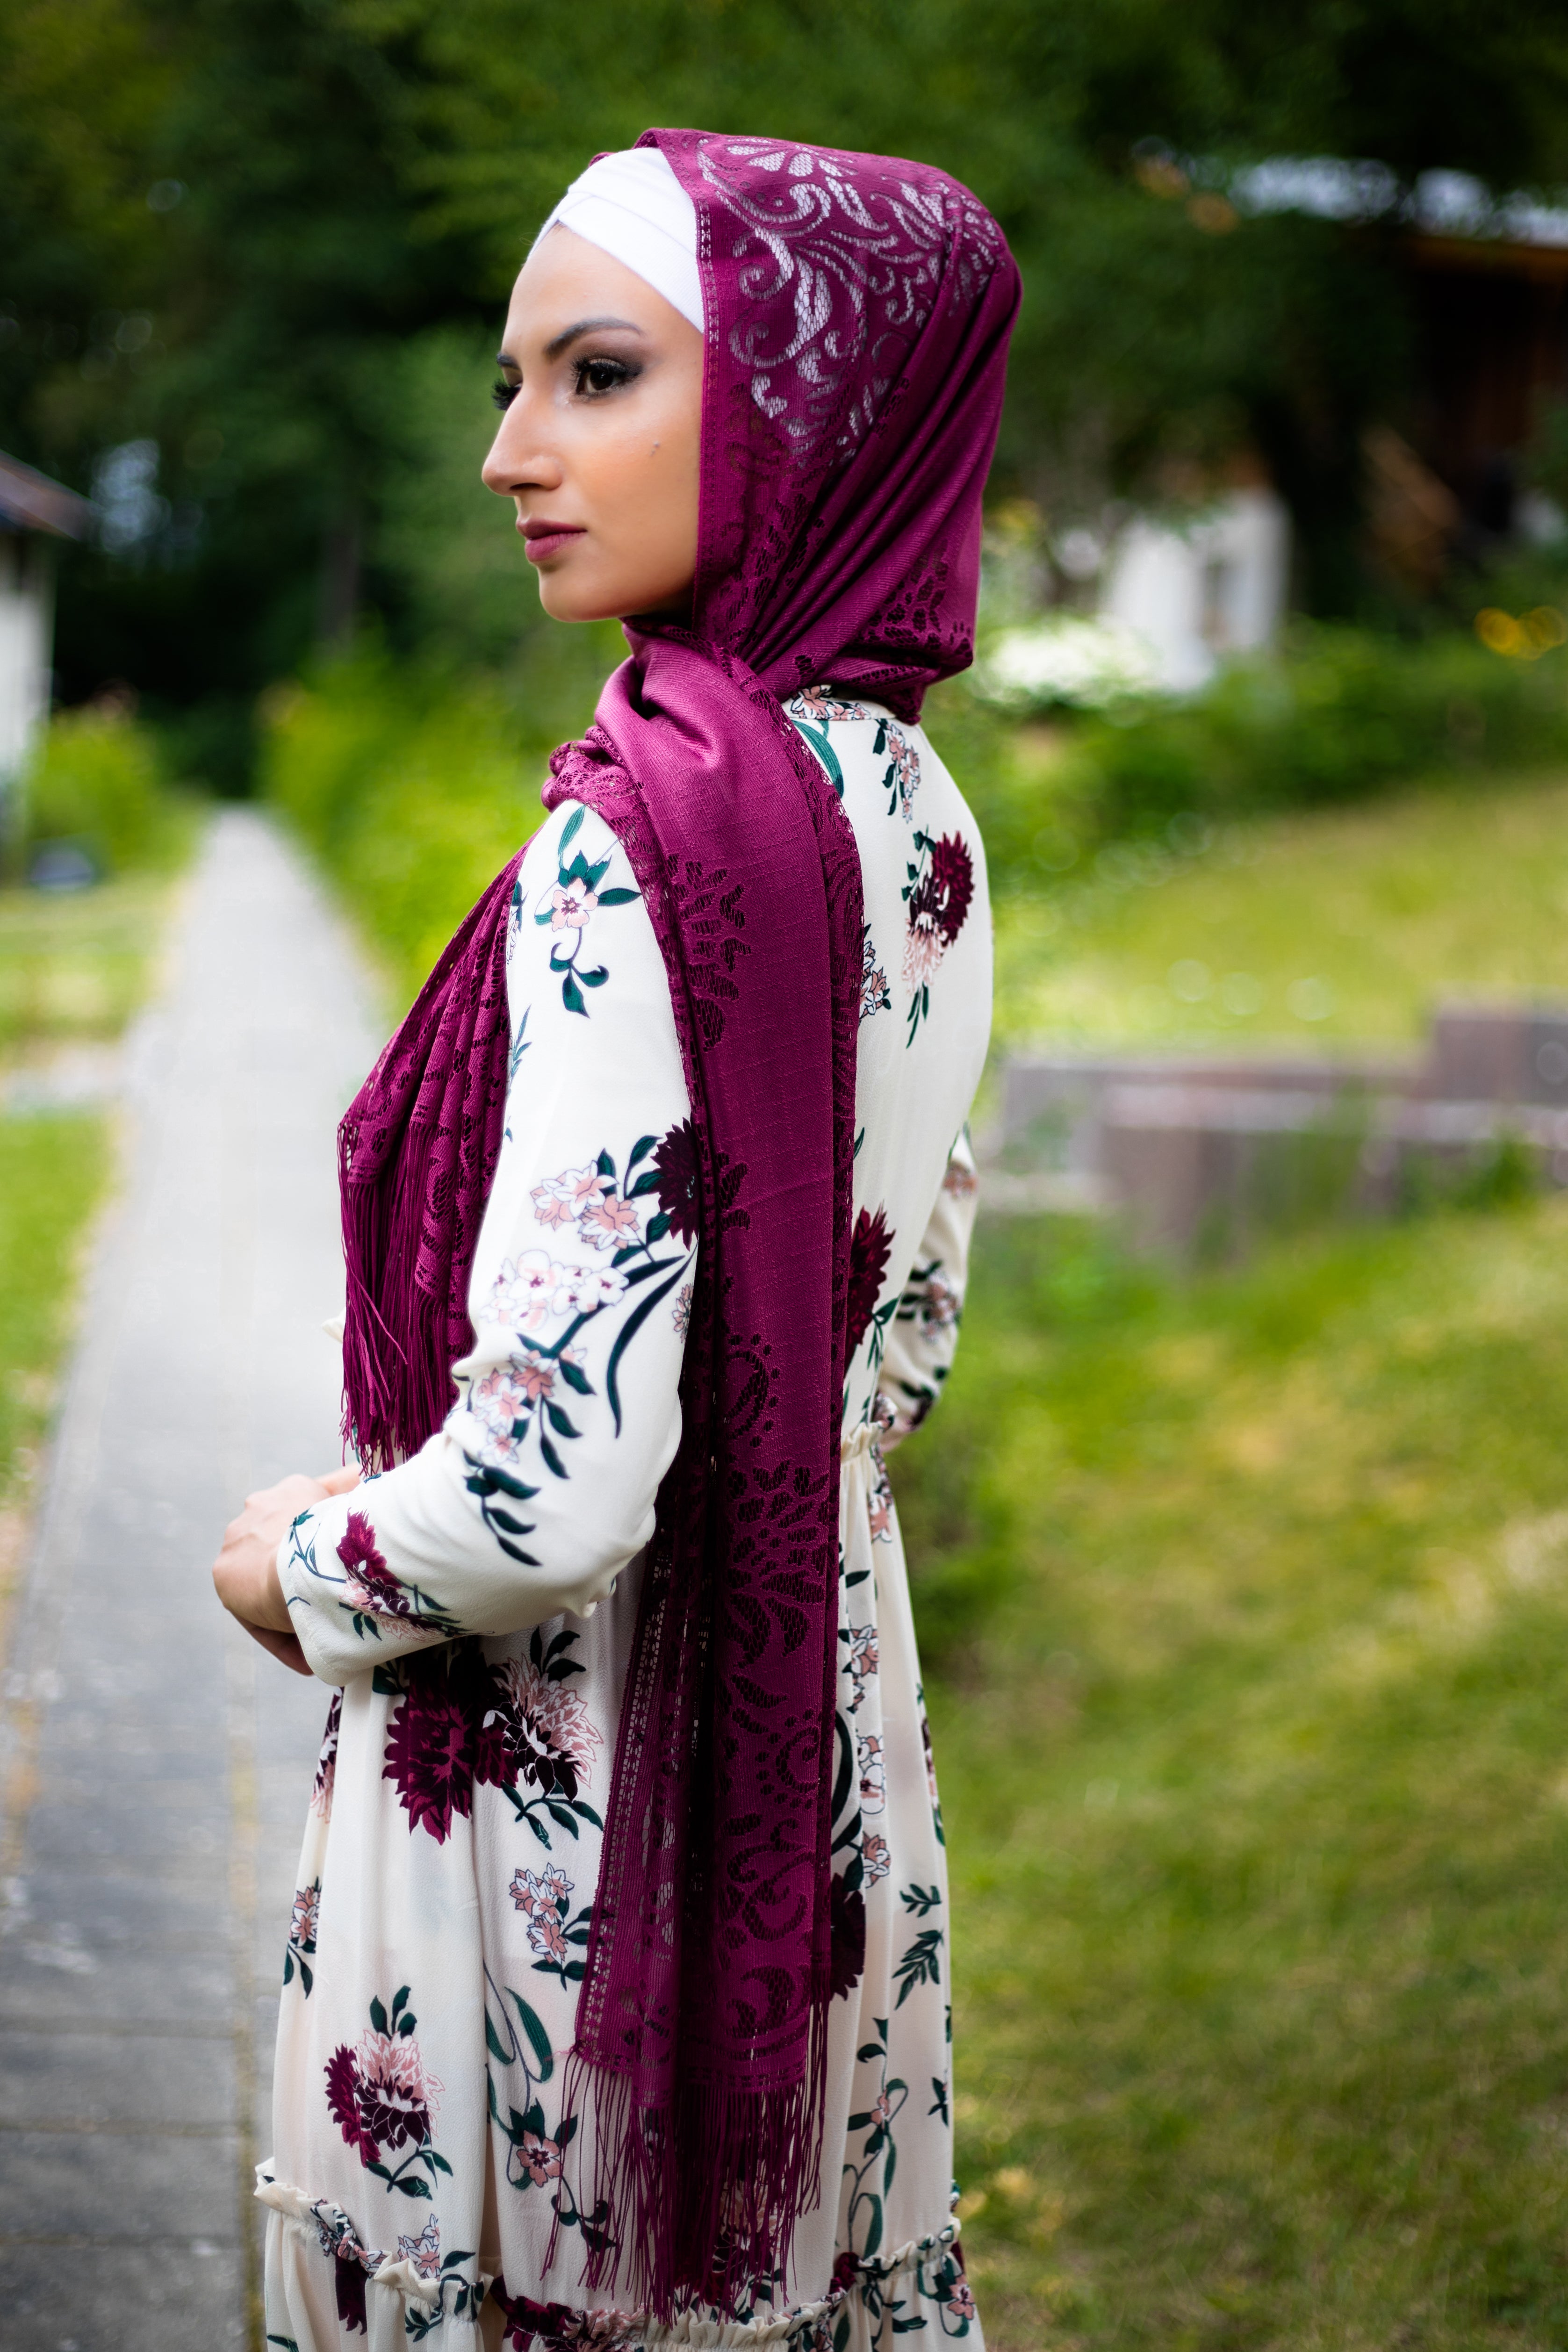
[338, 128, 1018, 2316]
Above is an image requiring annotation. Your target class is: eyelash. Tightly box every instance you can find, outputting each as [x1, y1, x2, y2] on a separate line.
[490, 355, 640, 411]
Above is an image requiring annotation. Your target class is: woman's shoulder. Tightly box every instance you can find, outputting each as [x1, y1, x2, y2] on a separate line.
[779, 687, 979, 858]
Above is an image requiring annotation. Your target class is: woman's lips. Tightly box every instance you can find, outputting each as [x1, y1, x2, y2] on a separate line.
[521, 524, 585, 564]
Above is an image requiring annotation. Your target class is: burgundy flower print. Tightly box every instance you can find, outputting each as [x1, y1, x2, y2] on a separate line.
[902, 827, 975, 1043]
[287, 1507, 461, 1644]
[380, 1641, 511, 1844]
[652, 1118, 700, 1246]
[861, 1830, 891, 1885]
[311, 1691, 341, 1819]
[335, 2243, 368, 2333]
[829, 1869, 867, 2000]
[325, 1987, 449, 2199]
[338, 1512, 411, 1620]
[846, 1205, 894, 1359]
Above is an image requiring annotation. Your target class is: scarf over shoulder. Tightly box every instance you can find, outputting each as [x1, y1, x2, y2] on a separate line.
[337, 128, 1019, 2318]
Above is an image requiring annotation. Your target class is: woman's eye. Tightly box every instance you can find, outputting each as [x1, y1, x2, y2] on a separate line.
[491, 377, 519, 411]
[573, 356, 636, 397]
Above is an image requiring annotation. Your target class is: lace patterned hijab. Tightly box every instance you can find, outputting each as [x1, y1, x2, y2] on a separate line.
[338, 128, 1019, 2316]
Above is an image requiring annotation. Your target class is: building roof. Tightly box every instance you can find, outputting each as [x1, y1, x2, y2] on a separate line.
[0, 450, 95, 540]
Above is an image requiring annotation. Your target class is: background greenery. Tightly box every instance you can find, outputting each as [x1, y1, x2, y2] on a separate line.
[8, 0, 1568, 782]
[14, 10, 1568, 2348]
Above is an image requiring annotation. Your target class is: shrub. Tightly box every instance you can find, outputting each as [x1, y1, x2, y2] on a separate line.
[21, 703, 180, 875]
[260, 651, 554, 1003]
[941, 623, 1568, 898]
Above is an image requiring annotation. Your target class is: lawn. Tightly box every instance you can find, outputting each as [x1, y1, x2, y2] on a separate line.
[887, 745, 1568, 2349]
[897, 1194, 1568, 2352]
[993, 769, 1568, 1052]
[0, 859, 190, 1639]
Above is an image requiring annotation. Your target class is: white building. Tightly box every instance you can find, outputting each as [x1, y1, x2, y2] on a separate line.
[1099, 485, 1292, 693]
[0, 451, 96, 815]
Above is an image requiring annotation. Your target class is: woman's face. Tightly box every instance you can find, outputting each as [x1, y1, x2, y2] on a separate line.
[483, 225, 704, 624]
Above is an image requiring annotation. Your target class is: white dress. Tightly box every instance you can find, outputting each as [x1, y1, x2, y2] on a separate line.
[260, 692, 991, 2350]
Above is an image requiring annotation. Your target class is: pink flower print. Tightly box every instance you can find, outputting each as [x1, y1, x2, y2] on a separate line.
[867, 1461, 895, 1546]
[510, 1863, 573, 1917]
[580, 1192, 640, 1252]
[860, 1831, 891, 1884]
[353, 2028, 443, 2151]
[789, 685, 863, 722]
[290, 1882, 320, 1952]
[671, 1282, 692, 1336]
[944, 2273, 978, 2324]
[492, 1251, 565, 1331]
[516, 1352, 555, 1405]
[942, 1155, 978, 1198]
[520, 2130, 563, 2186]
[492, 1654, 602, 1799]
[396, 2217, 441, 2283]
[561, 1164, 615, 1211]
[870, 2089, 893, 2126]
[919, 1272, 961, 1335]
[327, 2022, 443, 2166]
[857, 1730, 887, 1817]
[527, 1908, 569, 1964]
[530, 1185, 577, 1231]
[468, 1367, 532, 1463]
[549, 878, 598, 931]
[844, 1622, 879, 1712]
[860, 927, 892, 1021]
[554, 1260, 627, 1316]
[885, 721, 920, 821]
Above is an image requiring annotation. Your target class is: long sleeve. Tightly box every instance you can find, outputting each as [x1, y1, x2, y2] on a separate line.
[874, 1127, 978, 1450]
[279, 802, 695, 1686]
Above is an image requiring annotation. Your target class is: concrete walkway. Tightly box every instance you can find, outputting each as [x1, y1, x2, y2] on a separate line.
[0, 812, 381, 2350]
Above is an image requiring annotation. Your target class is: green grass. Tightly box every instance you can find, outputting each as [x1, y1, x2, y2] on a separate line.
[994, 769, 1568, 1052]
[0, 1112, 110, 1591]
[894, 1199, 1568, 2350]
[0, 829, 194, 1621]
[0, 860, 192, 1057]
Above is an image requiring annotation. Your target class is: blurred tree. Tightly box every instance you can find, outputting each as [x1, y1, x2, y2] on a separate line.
[6, 0, 1568, 771]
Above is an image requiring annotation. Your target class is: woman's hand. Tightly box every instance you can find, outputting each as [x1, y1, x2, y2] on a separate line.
[212, 1465, 361, 1676]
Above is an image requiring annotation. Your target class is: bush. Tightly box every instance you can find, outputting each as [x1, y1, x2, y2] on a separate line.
[1069, 625, 1568, 840]
[21, 702, 181, 875]
[941, 623, 1568, 898]
[260, 650, 556, 1003]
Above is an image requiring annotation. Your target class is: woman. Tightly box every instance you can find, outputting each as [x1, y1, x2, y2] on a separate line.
[215, 128, 1018, 2350]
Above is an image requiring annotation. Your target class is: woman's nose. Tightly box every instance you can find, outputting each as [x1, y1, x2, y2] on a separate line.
[481, 414, 561, 500]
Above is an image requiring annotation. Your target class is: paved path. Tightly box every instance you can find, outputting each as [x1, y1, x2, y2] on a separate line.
[0, 811, 381, 2350]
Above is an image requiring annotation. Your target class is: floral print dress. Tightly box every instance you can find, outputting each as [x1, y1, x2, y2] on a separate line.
[260, 693, 992, 2352]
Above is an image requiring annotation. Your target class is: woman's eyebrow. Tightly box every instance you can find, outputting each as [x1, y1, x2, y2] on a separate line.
[542, 316, 646, 362]
[495, 318, 647, 373]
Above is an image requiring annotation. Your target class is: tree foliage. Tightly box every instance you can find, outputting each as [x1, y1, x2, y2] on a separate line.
[4, 0, 1568, 774]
